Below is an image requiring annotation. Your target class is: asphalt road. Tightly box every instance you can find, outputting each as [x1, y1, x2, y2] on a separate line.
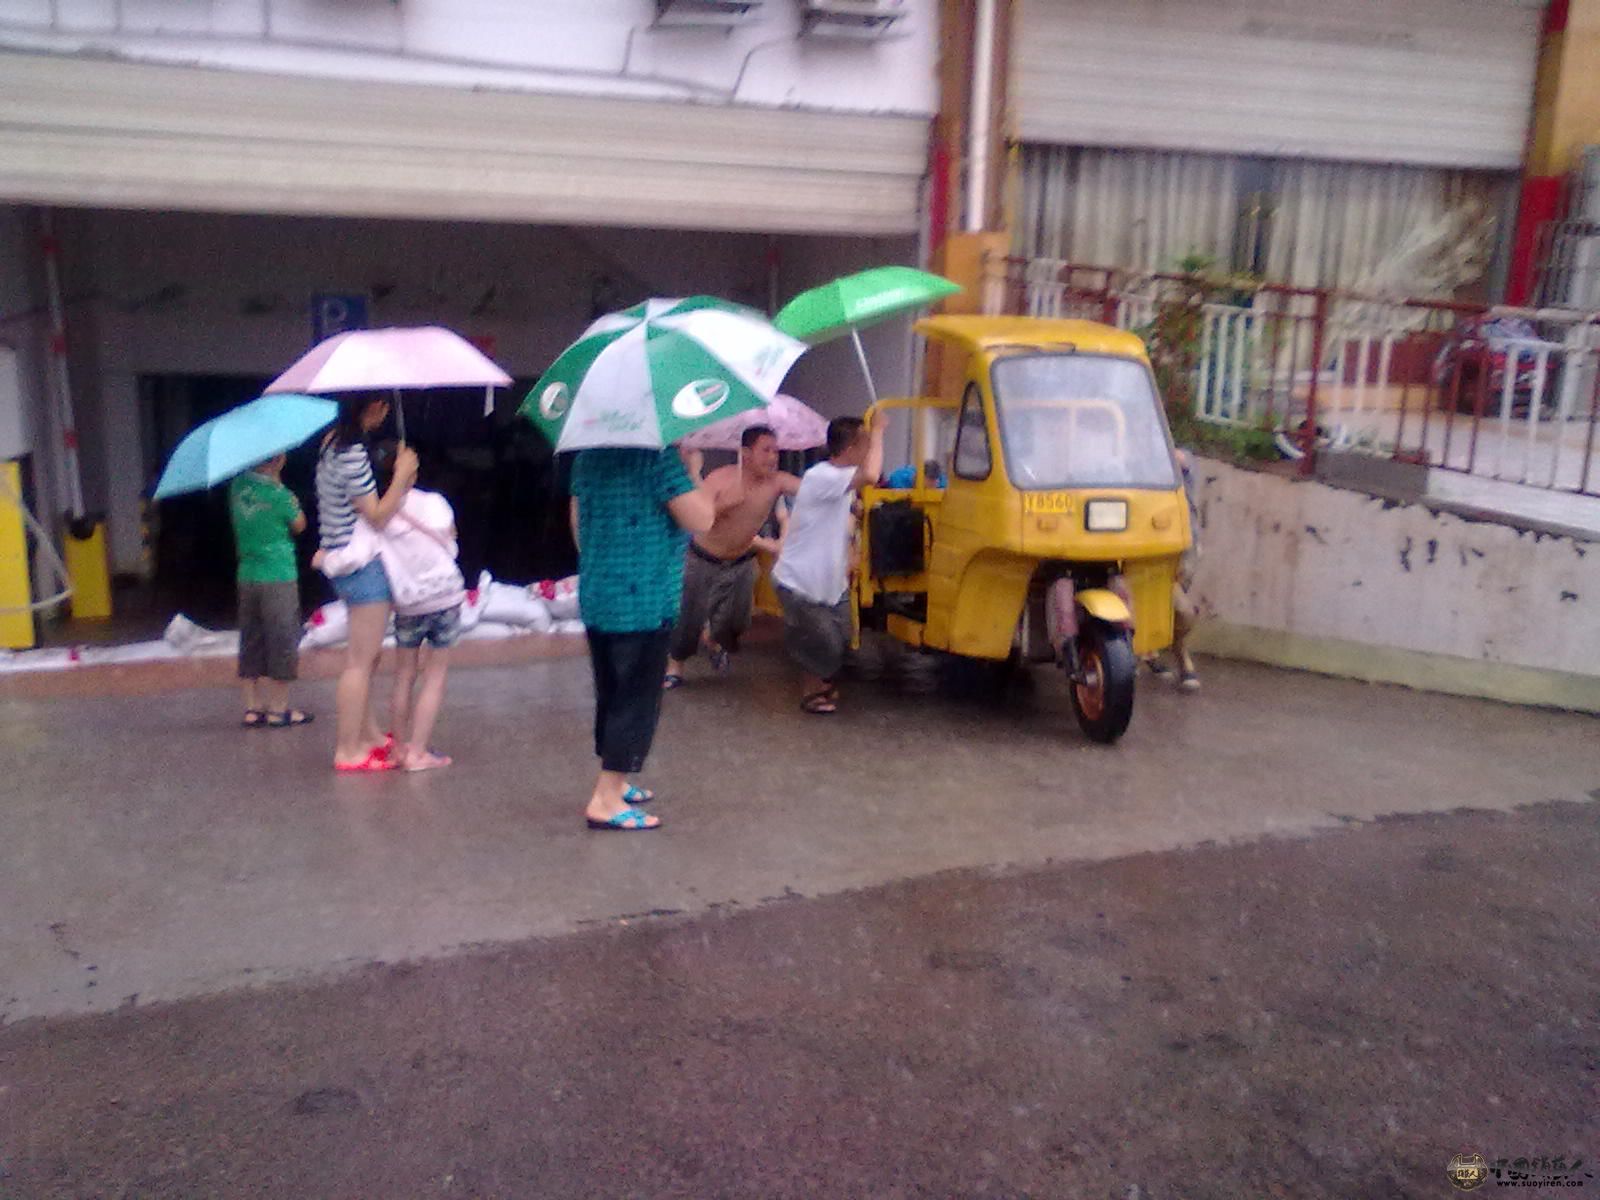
[2, 798, 1595, 1199]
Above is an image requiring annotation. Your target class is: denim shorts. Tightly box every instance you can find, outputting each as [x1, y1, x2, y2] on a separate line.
[329, 557, 391, 607]
[394, 604, 463, 650]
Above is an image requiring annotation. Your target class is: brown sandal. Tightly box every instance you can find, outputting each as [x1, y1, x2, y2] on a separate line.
[800, 691, 838, 715]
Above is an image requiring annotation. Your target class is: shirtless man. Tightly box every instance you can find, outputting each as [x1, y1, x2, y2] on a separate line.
[664, 425, 799, 688]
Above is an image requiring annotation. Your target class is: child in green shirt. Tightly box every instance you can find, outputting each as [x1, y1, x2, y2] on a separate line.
[229, 454, 312, 728]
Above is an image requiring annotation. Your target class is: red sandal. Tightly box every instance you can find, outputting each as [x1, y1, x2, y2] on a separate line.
[334, 746, 396, 773]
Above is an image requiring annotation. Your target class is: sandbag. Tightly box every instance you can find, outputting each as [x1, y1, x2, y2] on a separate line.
[0, 646, 75, 674]
[461, 621, 519, 641]
[457, 570, 492, 632]
[300, 602, 350, 650]
[535, 576, 580, 621]
[164, 613, 234, 655]
[481, 582, 553, 630]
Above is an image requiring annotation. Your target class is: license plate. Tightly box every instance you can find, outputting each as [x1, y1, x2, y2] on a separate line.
[1024, 492, 1075, 515]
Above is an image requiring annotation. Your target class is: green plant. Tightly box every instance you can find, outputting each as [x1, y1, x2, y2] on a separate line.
[1169, 409, 1279, 466]
[1136, 250, 1263, 442]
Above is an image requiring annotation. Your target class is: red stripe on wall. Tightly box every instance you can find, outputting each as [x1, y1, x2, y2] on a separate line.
[1507, 174, 1563, 305]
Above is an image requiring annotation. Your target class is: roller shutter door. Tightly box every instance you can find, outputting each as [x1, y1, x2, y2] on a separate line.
[0, 52, 927, 235]
[1015, 0, 1541, 169]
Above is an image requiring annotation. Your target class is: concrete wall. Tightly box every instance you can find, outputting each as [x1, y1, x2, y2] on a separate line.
[1189, 456, 1600, 709]
[0, 0, 938, 115]
[29, 208, 915, 571]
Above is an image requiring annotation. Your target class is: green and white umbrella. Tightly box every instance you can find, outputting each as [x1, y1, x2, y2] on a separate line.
[520, 296, 807, 452]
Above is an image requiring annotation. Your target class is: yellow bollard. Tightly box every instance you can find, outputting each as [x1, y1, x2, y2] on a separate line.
[63, 519, 112, 620]
[0, 460, 35, 649]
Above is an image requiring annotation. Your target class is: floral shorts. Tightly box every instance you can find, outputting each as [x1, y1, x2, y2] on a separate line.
[394, 604, 463, 650]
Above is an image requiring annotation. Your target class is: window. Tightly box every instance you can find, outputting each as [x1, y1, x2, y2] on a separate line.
[992, 353, 1178, 490]
[953, 384, 992, 480]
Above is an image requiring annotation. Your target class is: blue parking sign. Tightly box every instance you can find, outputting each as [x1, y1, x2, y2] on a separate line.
[311, 293, 368, 342]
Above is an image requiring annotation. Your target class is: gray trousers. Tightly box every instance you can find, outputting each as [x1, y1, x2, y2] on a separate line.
[237, 581, 301, 682]
[775, 584, 853, 682]
[669, 547, 759, 662]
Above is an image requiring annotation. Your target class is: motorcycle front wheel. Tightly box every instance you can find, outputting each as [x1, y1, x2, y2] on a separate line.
[1067, 627, 1136, 744]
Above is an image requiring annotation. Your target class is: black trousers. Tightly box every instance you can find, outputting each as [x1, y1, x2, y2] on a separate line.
[586, 625, 672, 775]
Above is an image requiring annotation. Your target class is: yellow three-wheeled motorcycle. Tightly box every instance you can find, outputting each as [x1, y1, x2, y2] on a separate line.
[856, 315, 1192, 743]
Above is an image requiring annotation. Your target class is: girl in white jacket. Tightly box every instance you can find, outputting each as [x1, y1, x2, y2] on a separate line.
[316, 445, 465, 772]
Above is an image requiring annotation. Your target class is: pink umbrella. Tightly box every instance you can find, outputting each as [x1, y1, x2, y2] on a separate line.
[265, 326, 512, 438]
[679, 393, 828, 452]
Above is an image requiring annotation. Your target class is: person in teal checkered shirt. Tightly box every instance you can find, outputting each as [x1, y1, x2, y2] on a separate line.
[569, 445, 714, 832]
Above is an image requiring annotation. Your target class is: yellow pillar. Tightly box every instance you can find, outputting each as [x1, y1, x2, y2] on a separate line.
[0, 461, 36, 649]
[1511, 0, 1600, 301]
[63, 521, 112, 620]
[929, 231, 1011, 396]
[1527, 0, 1600, 177]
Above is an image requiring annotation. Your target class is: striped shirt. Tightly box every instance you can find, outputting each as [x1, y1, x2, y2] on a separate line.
[316, 441, 377, 550]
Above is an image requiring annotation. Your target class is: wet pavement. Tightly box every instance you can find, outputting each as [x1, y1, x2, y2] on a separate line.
[0, 627, 586, 700]
[2, 625, 1596, 1025]
[0, 801, 1595, 1198]
[1, 626, 1597, 1196]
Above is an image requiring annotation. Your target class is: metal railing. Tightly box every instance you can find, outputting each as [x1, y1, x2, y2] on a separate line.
[1005, 257, 1600, 498]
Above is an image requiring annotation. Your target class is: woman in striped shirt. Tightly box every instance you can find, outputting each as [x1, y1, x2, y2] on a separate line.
[316, 394, 418, 772]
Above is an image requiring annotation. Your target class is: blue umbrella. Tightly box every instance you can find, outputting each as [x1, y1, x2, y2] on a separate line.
[152, 393, 338, 499]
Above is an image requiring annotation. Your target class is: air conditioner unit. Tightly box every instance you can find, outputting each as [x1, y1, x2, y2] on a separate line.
[655, 0, 764, 28]
[799, 0, 909, 39]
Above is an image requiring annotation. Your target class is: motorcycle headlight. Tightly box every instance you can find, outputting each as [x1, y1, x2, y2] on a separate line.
[1085, 499, 1128, 532]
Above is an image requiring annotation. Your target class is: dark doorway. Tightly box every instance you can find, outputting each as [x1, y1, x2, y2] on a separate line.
[140, 375, 578, 630]
[140, 375, 270, 627]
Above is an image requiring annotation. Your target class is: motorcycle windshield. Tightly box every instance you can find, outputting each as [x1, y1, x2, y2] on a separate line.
[991, 352, 1179, 490]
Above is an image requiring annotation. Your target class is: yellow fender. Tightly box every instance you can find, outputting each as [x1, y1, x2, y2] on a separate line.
[1076, 587, 1132, 625]
[946, 551, 1035, 660]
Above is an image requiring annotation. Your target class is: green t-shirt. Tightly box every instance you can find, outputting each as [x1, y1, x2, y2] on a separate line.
[229, 471, 301, 584]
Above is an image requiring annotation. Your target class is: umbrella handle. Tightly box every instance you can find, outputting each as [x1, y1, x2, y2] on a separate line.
[393, 387, 406, 443]
[851, 328, 879, 408]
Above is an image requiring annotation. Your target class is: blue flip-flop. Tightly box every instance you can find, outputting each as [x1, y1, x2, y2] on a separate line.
[622, 784, 654, 805]
[587, 806, 659, 831]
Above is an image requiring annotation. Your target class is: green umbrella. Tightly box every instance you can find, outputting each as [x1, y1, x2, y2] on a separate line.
[773, 266, 962, 404]
[519, 296, 806, 452]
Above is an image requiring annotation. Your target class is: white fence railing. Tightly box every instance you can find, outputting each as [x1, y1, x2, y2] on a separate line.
[1017, 257, 1600, 496]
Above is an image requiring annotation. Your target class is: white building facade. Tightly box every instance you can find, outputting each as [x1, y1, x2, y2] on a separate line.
[0, 0, 938, 578]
